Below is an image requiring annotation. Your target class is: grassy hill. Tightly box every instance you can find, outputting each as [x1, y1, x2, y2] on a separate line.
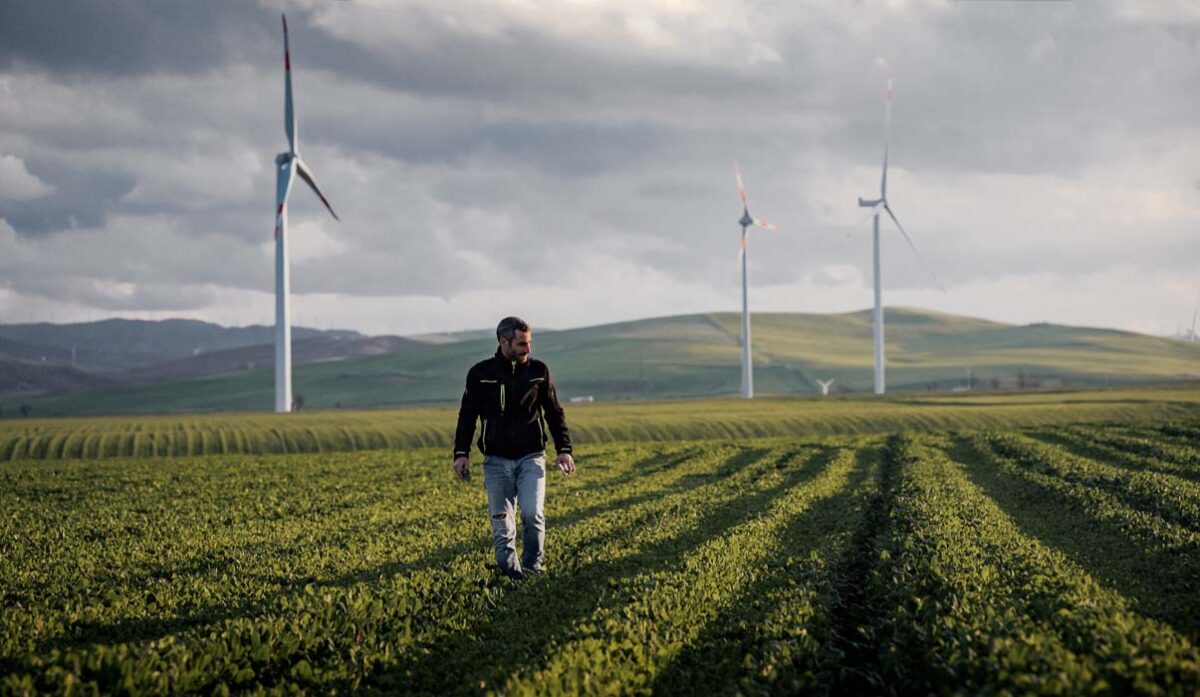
[126, 334, 423, 382]
[12, 307, 1200, 417]
[0, 318, 362, 373]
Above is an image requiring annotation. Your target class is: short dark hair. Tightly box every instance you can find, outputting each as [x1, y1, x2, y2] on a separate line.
[496, 316, 530, 342]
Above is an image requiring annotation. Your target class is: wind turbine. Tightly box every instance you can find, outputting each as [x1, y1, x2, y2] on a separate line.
[856, 65, 943, 395]
[273, 14, 340, 413]
[1190, 294, 1198, 342]
[734, 162, 778, 399]
[816, 378, 835, 396]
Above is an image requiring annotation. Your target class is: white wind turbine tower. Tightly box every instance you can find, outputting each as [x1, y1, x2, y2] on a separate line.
[1190, 294, 1198, 342]
[857, 65, 943, 395]
[816, 379, 835, 396]
[273, 14, 340, 413]
[734, 162, 778, 399]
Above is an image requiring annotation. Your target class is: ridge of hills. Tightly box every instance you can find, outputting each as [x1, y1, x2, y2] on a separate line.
[0, 319, 397, 396]
[5, 307, 1199, 417]
[0, 318, 359, 373]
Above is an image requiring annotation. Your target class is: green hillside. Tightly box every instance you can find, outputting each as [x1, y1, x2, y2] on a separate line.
[14, 307, 1200, 416]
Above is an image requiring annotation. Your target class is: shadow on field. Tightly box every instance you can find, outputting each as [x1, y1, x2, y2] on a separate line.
[825, 437, 905, 694]
[314, 444, 730, 593]
[367, 445, 839, 694]
[25, 445, 731, 658]
[951, 436, 1200, 639]
[649, 445, 880, 694]
[1025, 430, 1200, 485]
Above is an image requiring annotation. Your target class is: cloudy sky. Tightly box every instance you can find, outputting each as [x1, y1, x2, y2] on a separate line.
[1, 0, 1198, 337]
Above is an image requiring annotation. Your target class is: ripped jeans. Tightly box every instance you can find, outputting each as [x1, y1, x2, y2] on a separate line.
[482, 452, 546, 575]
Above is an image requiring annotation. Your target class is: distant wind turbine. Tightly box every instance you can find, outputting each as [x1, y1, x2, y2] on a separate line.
[816, 378, 835, 396]
[857, 64, 944, 395]
[1191, 294, 1198, 342]
[734, 162, 778, 399]
[273, 14, 340, 413]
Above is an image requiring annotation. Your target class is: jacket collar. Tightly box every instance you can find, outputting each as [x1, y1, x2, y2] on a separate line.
[494, 348, 525, 373]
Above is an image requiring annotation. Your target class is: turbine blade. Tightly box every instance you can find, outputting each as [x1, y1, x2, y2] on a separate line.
[295, 157, 340, 221]
[737, 227, 747, 261]
[283, 14, 297, 155]
[274, 158, 295, 239]
[753, 218, 777, 231]
[883, 203, 944, 292]
[881, 64, 892, 199]
[734, 161, 747, 205]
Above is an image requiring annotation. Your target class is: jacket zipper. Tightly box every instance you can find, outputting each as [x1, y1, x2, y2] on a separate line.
[502, 360, 515, 415]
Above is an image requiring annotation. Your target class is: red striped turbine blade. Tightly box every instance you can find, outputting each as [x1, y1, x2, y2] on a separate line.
[296, 158, 340, 221]
[283, 14, 296, 155]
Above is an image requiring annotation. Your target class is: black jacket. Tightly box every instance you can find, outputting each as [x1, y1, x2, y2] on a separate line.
[453, 350, 572, 460]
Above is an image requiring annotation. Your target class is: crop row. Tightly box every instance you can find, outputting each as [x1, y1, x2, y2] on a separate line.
[981, 431, 1200, 533]
[4, 387, 1200, 461]
[3, 438, 879, 694]
[861, 434, 1200, 692]
[962, 432, 1200, 638]
[3, 421, 1200, 693]
[1043, 424, 1200, 480]
[500, 443, 872, 694]
[0, 441, 742, 672]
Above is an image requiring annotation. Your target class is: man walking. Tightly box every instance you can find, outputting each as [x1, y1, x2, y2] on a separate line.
[453, 316, 576, 579]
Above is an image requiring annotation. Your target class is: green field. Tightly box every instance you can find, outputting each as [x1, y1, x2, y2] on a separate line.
[5, 387, 1200, 461]
[17, 308, 1200, 416]
[3, 390, 1200, 693]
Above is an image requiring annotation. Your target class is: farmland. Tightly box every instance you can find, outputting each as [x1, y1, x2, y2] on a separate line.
[3, 391, 1200, 693]
[4, 386, 1200, 461]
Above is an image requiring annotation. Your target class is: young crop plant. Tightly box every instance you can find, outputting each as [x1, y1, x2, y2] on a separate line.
[983, 432, 1200, 534]
[5, 440, 861, 693]
[865, 434, 1200, 693]
[4, 415, 1200, 694]
[376, 442, 841, 694]
[1046, 424, 1200, 481]
[503, 443, 873, 694]
[965, 432, 1200, 638]
[4, 387, 1200, 461]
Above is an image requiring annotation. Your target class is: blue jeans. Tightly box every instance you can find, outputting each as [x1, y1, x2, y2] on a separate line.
[482, 451, 546, 575]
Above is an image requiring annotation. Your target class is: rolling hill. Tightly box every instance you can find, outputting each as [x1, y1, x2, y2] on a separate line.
[11, 307, 1200, 417]
[126, 334, 423, 381]
[0, 318, 360, 373]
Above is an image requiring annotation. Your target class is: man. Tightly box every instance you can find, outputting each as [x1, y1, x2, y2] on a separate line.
[453, 316, 576, 580]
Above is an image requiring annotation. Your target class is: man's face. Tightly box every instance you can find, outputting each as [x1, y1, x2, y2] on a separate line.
[500, 329, 532, 363]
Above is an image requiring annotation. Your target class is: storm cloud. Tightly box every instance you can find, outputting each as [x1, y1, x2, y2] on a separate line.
[1, 0, 1198, 336]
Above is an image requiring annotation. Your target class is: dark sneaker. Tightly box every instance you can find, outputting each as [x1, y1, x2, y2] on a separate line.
[485, 563, 525, 581]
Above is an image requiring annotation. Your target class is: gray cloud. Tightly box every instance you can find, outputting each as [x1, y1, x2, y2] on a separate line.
[2, 0, 1198, 333]
[2, 159, 135, 234]
[0, 0, 273, 76]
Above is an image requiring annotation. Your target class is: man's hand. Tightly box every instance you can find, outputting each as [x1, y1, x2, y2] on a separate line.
[556, 452, 576, 476]
[453, 456, 470, 481]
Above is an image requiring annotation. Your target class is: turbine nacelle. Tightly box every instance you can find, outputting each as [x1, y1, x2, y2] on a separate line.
[738, 208, 754, 228]
[858, 197, 883, 209]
